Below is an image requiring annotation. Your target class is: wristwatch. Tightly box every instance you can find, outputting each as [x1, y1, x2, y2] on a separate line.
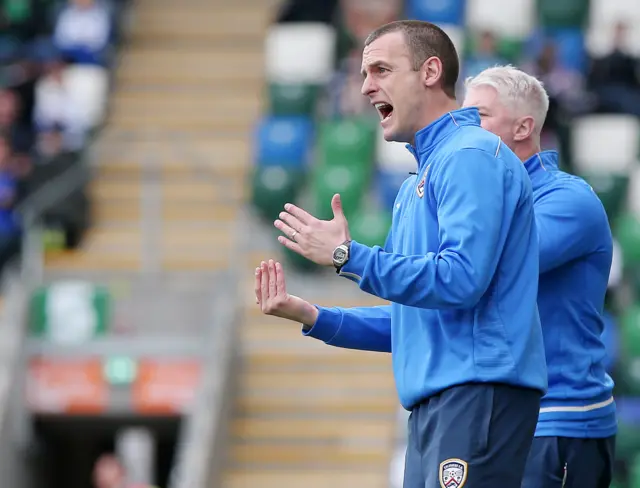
[332, 240, 351, 274]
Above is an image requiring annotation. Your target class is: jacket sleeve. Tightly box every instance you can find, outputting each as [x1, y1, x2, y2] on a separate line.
[303, 305, 392, 352]
[338, 148, 506, 309]
[535, 184, 606, 273]
[302, 229, 394, 352]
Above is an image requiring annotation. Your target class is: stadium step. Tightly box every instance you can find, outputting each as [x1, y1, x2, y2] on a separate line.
[44, 0, 256, 275]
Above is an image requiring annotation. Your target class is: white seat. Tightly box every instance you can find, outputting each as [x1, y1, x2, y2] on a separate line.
[588, 0, 640, 31]
[438, 24, 465, 70]
[376, 127, 418, 172]
[586, 20, 640, 57]
[64, 65, 110, 129]
[465, 0, 535, 39]
[571, 114, 640, 174]
[626, 166, 640, 217]
[609, 239, 623, 289]
[265, 23, 336, 84]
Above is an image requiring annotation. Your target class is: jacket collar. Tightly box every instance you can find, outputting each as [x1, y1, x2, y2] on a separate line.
[523, 150, 559, 191]
[406, 107, 481, 169]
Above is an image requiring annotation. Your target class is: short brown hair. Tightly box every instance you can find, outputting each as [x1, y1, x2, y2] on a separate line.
[364, 20, 460, 98]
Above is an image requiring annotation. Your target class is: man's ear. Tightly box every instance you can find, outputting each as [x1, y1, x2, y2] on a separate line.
[422, 56, 443, 88]
[513, 115, 535, 142]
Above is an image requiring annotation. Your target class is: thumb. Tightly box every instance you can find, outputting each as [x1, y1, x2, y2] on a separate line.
[331, 193, 345, 220]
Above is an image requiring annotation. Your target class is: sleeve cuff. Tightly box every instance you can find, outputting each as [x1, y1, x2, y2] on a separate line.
[301, 306, 343, 343]
[338, 240, 371, 284]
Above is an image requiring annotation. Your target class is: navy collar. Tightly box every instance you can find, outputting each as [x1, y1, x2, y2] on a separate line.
[523, 150, 559, 190]
[406, 107, 482, 169]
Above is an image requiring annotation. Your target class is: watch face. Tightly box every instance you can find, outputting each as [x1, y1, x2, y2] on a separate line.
[333, 246, 347, 264]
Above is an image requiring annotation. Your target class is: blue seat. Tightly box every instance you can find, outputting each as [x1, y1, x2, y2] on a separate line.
[406, 0, 466, 25]
[525, 27, 586, 72]
[254, 115, 314, 167]
[375, 170, 411, 211]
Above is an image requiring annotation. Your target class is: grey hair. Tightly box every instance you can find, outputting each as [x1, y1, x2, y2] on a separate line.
[465, 65, 550, 133]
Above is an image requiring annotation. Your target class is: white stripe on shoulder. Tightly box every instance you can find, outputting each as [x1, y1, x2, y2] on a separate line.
[494, 137, 502, 158]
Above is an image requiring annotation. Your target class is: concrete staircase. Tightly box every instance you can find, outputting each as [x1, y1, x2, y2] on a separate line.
[41, 0, 399, 484]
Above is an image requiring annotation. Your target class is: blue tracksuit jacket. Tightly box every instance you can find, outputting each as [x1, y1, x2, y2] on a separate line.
[304, 107, 548, 410]
[525, 151, 617, 438]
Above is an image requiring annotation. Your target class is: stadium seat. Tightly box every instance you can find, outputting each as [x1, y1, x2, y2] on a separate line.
[586, 20, 640, 58]
[621, 305, 640, 359]
[65, 65, 110, 129]
[627, 167, 640, 217]
[536, 0, 590, 28]
[572, 115, 640, 172]
[534, 28, 586, 72]
[317, 117, 377, 168]
[437, 24, 466, 63]
[376, 130, 417, 173]
[251, 165, 304, 222]
[29, 281, 111, 343]
[265, 23, 337, 84]
[585, 173, 629, 220]
[609, 239, 623, 289]
[588, 0, 640, 30]
[267, 82, 321, 116]
[616, 398, 640, 462]
[350, 206, 392, 249]
[572, 115, 639, 217]
[630, 452, 640, 487]
[586, 0, 640, 57]
[466, 0, 536, 39]
[615, 212, 640, 267]
[406, 0, 466, 25]
[254, 115, 314, 167]
[375, 170, 410, 210]
[311, 163, 369, 221]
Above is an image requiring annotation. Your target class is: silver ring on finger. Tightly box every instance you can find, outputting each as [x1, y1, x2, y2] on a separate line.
[291, 230, 298, 241]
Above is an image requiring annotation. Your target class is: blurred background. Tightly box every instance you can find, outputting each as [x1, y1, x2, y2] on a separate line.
[0, 0, 638, 486]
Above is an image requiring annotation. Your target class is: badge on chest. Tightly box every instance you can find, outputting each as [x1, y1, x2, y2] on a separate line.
[416, 165, 430, 198]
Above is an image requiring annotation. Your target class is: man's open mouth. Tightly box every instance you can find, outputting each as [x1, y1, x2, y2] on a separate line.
[375, 102, 394, 121]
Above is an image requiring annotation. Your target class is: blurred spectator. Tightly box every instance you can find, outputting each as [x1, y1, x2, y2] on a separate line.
[93, 454, 126, 488]
[33, 55, 90, 151]
[464, 31, 509, 79]
[93, 453, 158, 488]
[0, 131, 22, 270]
[0, 88, 33, 153]
[53, 0, 112, 66]
[588, 21, 640, 117]
[276, 0, 338, 24]
[327, 0, 400, 118]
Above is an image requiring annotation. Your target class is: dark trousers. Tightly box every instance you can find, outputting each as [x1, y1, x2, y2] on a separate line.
[403, 383, 541, 488]
[522, 436, 616, 488]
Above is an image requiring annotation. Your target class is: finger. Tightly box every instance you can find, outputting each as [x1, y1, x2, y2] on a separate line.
[260, 261, 269, 307]
[274, 219, 298, 239]
[331, 193, 346, 221]
[284, 203, 316, 225]
[254, 267, 262, 304]
[275, 261, 286, 295]
[278, 235, 306, 256]
[279, 212, 306, 233]
[268, 259, 277, 298]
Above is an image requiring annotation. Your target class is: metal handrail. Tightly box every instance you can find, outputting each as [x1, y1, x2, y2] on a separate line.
[169, 270, 240, 488]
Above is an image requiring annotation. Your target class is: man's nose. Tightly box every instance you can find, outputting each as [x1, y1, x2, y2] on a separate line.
[361, 76, 377, 97]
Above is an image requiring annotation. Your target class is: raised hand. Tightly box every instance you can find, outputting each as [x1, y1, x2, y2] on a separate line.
[274, 193, 351, 266]
[255, 259, 319, 326]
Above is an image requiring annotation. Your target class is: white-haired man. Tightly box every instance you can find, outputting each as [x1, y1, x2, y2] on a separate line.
[463, 66, 617, 488]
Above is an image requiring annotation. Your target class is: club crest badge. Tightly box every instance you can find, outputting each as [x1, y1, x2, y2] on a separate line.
[416, 165, 429, 198]
[439, 458, 468, 488]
